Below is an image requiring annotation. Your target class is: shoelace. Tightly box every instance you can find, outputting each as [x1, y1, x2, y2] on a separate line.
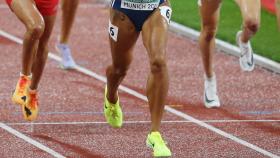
[240, 41, 251, 57]
[18, 77, 28, 95]
[62, 47, 74, 62]
[28, 93, 38, 109]
[151, 133, 166, 145]
[109, 105, 119, 119]
[206, 80, 217, 98]
[240, 44, 254, 65]
[241, 46, 249, 56]
[238, 34, 250, 57]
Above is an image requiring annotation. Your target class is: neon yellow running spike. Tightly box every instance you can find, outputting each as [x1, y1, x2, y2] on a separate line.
[103, 85, 123, 128]
[146, 131, 172, 157]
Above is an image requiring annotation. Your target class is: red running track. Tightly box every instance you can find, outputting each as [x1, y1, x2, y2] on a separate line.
[0, 0, 280, 157]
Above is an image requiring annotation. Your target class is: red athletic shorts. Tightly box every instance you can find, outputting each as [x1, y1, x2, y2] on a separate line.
[6, 0, 59, 16]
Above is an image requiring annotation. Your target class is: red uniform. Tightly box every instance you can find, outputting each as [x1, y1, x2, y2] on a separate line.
[6, 0, 59, 16]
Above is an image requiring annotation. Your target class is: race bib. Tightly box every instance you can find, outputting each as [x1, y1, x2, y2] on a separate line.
[198, 0, 202, 6]
[159, 6, 172, 24]
[108, 20, 119, 42]
[121, 0, 160, 11]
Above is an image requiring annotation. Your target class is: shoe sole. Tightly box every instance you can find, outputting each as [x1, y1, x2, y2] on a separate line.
[203, 92, 220, 108]
[12, 97, 24, 106]
[21, 104, 38, 121]
[239, 57, 255, 71]
[204, 101, 220, 108]
[146, 139, 171, 157]
[12, 90, 25, 106]
[59, 64, 76, 70]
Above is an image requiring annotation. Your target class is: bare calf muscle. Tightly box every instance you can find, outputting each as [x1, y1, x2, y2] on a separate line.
[198, 0, 260, 109]
[6, 0, 58, 121]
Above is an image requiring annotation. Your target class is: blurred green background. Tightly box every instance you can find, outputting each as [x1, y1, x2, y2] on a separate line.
[171, 0, 280, 62]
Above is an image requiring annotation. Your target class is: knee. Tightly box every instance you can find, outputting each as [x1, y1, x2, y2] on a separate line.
[26, 21, 45, 39]
[244, 19, 259, 34]
[150, 55, 167, 74]
[201, 26, 217, 42]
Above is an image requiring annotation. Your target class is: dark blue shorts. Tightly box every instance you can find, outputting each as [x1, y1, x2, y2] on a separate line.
[111, 0, 165, 31]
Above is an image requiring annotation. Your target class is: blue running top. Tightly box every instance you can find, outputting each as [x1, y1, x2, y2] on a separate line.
[111, 0, 165, 31]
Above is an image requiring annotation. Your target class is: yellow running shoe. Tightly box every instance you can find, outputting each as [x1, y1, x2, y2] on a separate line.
[103, 85, 123, 128]
[22, 89, 39, 121]
[146, 131, 172, 157]
[12, 75, 31, 106]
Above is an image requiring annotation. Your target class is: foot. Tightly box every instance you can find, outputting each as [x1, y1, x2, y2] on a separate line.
[56, 43, 77, 70]
[204, 75, 220, 108]
[103, 85, 123, 128]
[22, 89, 39, 121]
[12, 74, 31, 106]
[236, 31, 255, 71]
[146, 131, 172, 157]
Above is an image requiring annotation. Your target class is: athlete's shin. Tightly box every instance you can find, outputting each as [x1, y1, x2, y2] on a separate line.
[147, 56, 169, 132]
[106, 65, 128, 104]
[22, 22, 45, 76]
[30, 15, 56, 90]
[199, 27, 216, 78]
[30, 45, 48, 90]
[60, 0, 79, 44]
[241, 19, 260, 43]
[198, 1, 219, 78]
[22, 37, 40, 76]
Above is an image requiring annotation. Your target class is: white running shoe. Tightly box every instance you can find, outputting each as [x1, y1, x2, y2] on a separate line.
[236, 31, 255, 71]
[204, 75, 220, 108]
[56, 44, 77, 70]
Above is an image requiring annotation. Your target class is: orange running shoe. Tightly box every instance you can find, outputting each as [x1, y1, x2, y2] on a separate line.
[22, 89, 39, 121]
[12, 75, 31, 106]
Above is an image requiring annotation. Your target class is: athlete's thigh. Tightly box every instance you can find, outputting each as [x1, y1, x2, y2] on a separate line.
[109, 8, 139, 67]
[142, 2, 171, 59]
[61, 0, 79, 11]
[199, 0, 221, 29]
[10, 0, 44, 28]
[235, 0, 261, 21]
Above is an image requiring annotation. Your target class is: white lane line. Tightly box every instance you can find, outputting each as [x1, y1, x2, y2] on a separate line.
[0, 29, 279, 158]
[0, 123, 65, 158]
[6, 119, 280, 126]
[0, 5, 8, 9]
[0, 30, 64, 157]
